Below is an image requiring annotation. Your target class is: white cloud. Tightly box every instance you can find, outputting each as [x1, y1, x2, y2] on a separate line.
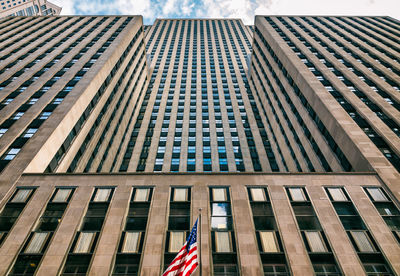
[51, 0, 75, 14]
[163, 0, 178, 15]
[51, 0, 400, 25]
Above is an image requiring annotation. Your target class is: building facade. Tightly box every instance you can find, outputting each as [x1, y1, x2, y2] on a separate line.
[0, 0, 61, 17]
[0, 15, 399, 276]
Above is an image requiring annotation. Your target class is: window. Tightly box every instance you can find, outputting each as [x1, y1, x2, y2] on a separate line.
[11, 189, 32, 203]
[304, 231, 327, 253]
[24, 232, 49, 253]
[133, 188, 150, 202]
[0, 128, 7, 137]
[212, 188, 227, 201]
[73, 232, 95, 253]
[350, 231, 375, 252]
[52, 188, 73, 203]
[215, 231, 232, 252]
[172, 188, 188, 202]
[249, 188, 266, 201]
[39, 112, 51, 120]
[168, 231, 186, 252]
[22, 128, 37, 138]
[4, 148, 20, 161]
[259, 231, 279, 252]
[12, 112, 24, 120]
[288, 187, 306, 201]
[121, 232, 141, 253]
[366, 187, 388, 202]
[93, 188, 112, 202]
[327, 187, 348, 201]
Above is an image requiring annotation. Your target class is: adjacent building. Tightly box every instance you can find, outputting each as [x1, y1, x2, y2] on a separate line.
[0, 0, 61, 17]
[0, 15, 399, 276]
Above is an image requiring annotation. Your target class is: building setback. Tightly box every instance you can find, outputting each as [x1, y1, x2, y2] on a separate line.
[0, 15, 399, 276]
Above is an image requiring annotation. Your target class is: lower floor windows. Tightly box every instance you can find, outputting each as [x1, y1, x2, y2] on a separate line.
[122, 232, 141, 253]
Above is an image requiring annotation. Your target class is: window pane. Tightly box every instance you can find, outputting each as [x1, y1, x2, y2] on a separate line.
[74, 232, 95, 253]
[215, 232, 232, 252]
[173, 188, 188, 202]
[327, 188, 347, 201]
[259, 231, 279, 252]
[134, 189, 149, 202]
[250, 188, 266, 201]
[351, 231, 375, 252]
[93, 189, 111, 202]
[11, 189, 31, 203]
[288, 188, 306, 201]
[169, 231, 186, 252]
[305, 231, 327, 252]
[212, 188, 227, 201]
[52, 189, 72, 202]
[366, 188, 388, 202]
[122, 232, 140, 253]
[25, 232, 48, 253]
[212, 203, 231, 216]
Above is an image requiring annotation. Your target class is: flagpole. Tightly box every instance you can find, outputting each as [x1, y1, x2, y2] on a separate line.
[198, 208, 202, 276]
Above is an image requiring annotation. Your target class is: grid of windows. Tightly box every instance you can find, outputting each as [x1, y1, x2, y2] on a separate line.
[164, 187, 191, 269]
[326, 187, 394, 275]
[247, 187, 289, 275]
[0, 187, 35, 246]
[61, 187, 114, 275]
[9, 188, 74, 276]
[210, 187, 239, 275]
[286, 187, 341, 275]
[113, 187, 153, 276]
[364, 187, 400, 244]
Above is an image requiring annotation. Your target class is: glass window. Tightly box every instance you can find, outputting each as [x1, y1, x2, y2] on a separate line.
[212, 188, 227, 201]
[133, 188, 150, 202]
[93, 188, 111, 202]
[23, 128, 37, 138]
[351, 231, 375, 252]
[11, 189, 31, 203]
[304, 231, 327, 252]
[366, 188, 389, 202]
[74, 232, 95, 253]
[52, 188, 72, 203]
[259, 231, 279, 252]
[288, 188, 306, 201]
[215, 231, 232, 252]
[250, 188, 266, 201]
[169, 231, 186, 252]
[25, 232, 48, 253]
[122, 232, 141, 253]
[327, 188, 348, 201]
[173, 188, 188, 202]
[4, 148, 20, 160]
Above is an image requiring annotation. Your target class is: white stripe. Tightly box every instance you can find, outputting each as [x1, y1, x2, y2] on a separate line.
[182, 259, 198, 276]
[163, 242, 188, 274]
[164, 247, 198, 276]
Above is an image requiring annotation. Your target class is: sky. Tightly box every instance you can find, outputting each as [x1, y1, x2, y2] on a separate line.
[52, 0, 400, 25]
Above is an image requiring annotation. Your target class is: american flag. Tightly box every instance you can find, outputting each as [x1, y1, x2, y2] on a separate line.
[163, 219, 199, 276]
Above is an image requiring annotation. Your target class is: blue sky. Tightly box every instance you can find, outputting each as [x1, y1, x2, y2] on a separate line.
[53, 0, 400, 25]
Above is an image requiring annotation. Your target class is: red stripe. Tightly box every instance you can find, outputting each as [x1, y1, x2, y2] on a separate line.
[176, 254, 198, 276]
[183, 262, 198, 276]
[163, 247, 197, 274]
[163, 246, 198, 276]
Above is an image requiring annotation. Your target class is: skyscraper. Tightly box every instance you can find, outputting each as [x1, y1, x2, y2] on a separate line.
[0, 15, 399, 276]
[0, 0, 61, 17]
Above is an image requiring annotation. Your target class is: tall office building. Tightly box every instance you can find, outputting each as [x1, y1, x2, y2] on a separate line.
[0, 0, 61, 17]
[0, 15, 399, 276]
